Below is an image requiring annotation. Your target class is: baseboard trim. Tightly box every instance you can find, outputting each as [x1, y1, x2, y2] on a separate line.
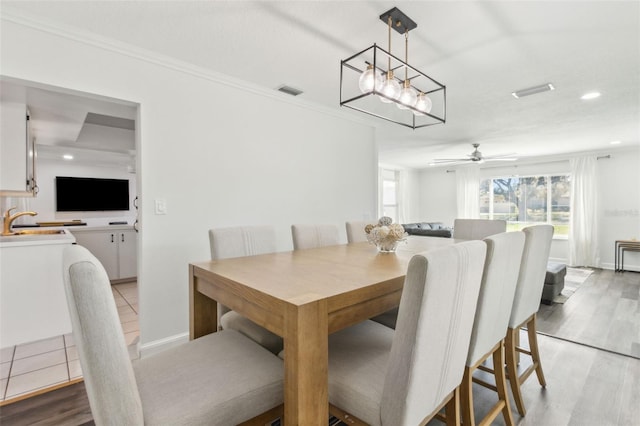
[139, 332, 189, 358]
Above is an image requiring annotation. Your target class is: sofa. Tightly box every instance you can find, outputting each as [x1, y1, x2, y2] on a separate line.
[402, 222, 452, 238]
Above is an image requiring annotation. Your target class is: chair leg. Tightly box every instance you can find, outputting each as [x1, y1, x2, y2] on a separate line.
[461, 366, 475, 426]
[494, 340, 514, 426]
[505, 326, 527, 417]
[526, 315, 546, 388]
[444, 386, 461, 426]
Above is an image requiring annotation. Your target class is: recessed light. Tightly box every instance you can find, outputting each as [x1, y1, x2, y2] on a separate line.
[610, 140, 621, 145]
[581, 92, 601, 100]
[63, 154, 74, 160]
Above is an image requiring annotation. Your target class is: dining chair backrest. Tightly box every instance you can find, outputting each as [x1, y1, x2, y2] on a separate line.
[381, 240, 487, 425]
[345, 221, 368, 243]
[467, 231, 525, 365]
[62, 245, 144, 425]
[453, 219, 507, 240]
[291, 224, 340, 250]
[209, 226, 277, 319]
[209, 226, 276, 260]
[509, 225, 554, 328]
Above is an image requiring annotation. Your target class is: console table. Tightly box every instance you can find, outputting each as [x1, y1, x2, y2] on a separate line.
[614, 239, 640, 272]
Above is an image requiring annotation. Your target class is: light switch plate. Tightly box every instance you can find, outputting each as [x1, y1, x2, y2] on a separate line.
[155, 199, 167, 215]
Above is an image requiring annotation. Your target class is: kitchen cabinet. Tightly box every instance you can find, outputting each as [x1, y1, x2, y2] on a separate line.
[0, 100, 37, 196]
[0, 230, 75, 348]
[72, 227, 137, 282]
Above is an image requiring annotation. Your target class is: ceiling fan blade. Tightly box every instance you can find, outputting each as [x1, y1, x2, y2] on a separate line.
[483, 153, 517, 159]
[484, 157, 518, 162]
[431, 158, 471, 163]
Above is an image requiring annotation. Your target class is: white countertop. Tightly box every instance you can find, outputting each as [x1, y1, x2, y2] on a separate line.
[0, 229, 76, 247]
[69, 224, 134, 232]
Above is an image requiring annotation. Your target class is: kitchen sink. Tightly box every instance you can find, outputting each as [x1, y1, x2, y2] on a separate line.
[10, 229, 66, 236]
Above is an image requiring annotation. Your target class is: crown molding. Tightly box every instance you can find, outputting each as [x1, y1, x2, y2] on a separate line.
[1, 8, 373, 129]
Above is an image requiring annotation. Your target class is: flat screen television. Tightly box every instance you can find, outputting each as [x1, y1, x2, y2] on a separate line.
[56, 176, 130, 212]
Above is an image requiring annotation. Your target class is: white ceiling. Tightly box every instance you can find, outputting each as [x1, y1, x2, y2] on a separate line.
[0, 78, 137, 169]
[2, 1, 639, 169]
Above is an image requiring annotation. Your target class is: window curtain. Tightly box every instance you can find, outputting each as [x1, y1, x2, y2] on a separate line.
[377, 167, 384, 219]
[397, 169, 410, 224]
[456, 164, 480, 218]
[569, 156, 600, 267]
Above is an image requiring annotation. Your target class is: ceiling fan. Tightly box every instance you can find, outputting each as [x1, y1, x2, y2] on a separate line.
[430, 144, 518, 165]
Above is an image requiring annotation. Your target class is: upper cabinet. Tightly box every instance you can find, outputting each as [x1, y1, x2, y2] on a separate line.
[0, 101, 37, 197]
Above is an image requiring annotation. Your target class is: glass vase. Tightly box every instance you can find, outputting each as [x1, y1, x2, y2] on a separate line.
[376, 240, 399, 253]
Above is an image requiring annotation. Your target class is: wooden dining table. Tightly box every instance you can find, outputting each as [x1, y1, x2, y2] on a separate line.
[189, 236, 460, 425]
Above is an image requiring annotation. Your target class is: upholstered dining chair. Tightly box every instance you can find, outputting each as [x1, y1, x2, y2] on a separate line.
[461, 231, 525, 426]
[209, 226, 283, 355]
[62, 245, 283, 426]
[346, 220, 369, 243]
[453, 218, 507, 240]
[506, 224, 554, 416]
[291, 223, 340, 250]
[327, 240, 487, 426]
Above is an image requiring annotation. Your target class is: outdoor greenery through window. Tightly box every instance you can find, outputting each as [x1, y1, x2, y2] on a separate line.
[479, 175, 571, 236]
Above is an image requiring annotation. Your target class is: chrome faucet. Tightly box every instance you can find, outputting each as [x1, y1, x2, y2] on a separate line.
[2, 207, 37, 236]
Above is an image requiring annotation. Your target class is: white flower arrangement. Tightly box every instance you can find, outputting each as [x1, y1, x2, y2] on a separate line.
[365, 216, 407, 252]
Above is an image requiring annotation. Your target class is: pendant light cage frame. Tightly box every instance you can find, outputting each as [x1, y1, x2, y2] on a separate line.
[339, 8, 446, 130]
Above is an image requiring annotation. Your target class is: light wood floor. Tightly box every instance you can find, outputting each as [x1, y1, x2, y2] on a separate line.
[537, 268, 640, 358]
[453, 331, 640, 426]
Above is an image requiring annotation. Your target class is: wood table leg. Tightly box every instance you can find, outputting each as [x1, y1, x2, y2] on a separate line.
[189, 265, 218, 340]
[283, 298, 328, 426]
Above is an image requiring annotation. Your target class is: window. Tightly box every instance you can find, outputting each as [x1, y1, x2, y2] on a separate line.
[480, 174, 571, 236]
[381, 169, 399, 222]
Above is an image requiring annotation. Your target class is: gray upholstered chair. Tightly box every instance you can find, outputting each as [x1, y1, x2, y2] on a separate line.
[346, 220, 368, 243]
[453, 218, 507, 240]
[291, 224, 340, 250]
[209, 226, 283, 355]
[62, 245, 283, 425]
[506, 224, 554, 416]
[369, 306, 400, 329]
[461, 231, 525, 426]
[327, 241, 487, 426]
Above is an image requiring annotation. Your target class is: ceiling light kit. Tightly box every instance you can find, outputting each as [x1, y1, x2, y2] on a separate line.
[511, 83, 555, 99]
[581, 91, 601, 100]
[340, 7, 446, 129]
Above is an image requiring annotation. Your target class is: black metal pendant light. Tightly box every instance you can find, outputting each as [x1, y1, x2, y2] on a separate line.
[340, 7, 446, 129]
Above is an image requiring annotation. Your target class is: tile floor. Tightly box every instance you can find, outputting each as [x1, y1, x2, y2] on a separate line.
[0, 281, 138, 404]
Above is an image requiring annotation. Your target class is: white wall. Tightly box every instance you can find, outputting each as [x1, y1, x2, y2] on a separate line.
[417, 168, 457, 227]
[597, 149, 640, 270]
[1, 16, 377, 350]
[417, 147, 640, 270]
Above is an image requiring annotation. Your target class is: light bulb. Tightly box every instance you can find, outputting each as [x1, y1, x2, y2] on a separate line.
[378, 72, 400, 103]
[413, 93, 433, 115]
[358, 65, 382, 94]
[397, 82, 417, 110]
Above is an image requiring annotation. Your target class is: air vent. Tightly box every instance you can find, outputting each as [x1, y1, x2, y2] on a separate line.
[511, 83, 555, 99]
[276, 85, 303, 96]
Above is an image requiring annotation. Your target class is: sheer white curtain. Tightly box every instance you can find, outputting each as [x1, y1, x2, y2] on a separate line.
[569, 156, 600, 267]
[456, 164, 480, 218]
[397, 169, 410, 224]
